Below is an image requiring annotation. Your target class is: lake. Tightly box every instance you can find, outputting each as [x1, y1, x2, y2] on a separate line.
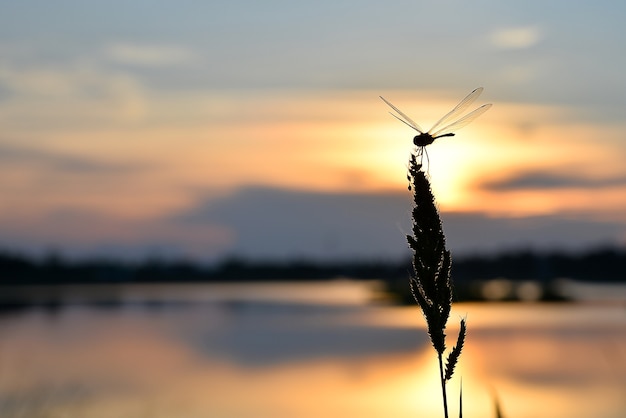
[0, 280, 624, 418]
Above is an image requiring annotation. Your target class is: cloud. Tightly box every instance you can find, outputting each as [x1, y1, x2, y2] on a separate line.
[0, 66, 75, 97]
[104, 43, 196, 67]
[0, 65, 148, 126]
[175, 186, 626, 260]
[0, 208, 233, 262]
[2, 185, 624, 261]
[481, 171, 626, 191]
[0, 144, 143, 174]
[441, 212, 624, 255]
[177, 186, 413, 261]
[490, 26, 542, 49]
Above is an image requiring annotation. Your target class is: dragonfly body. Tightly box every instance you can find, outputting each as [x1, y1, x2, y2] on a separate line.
[380, 87, 492, 150]
[413, 131, 454, 147]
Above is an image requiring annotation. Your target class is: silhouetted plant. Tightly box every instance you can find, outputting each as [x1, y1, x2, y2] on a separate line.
[406, 153, 466, 418]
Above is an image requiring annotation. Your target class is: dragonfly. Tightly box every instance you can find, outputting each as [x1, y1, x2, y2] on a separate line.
[380, 87, 492, 153]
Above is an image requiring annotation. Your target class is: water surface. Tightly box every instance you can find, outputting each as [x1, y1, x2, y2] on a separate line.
[0, 281, 624, 418]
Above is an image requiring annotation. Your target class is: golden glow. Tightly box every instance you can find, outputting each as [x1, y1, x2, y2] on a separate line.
[3, 300, 624, 417]
[2, 89, 626, 225]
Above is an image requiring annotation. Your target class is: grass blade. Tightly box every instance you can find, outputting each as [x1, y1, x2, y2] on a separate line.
[444, 318, 467, 381]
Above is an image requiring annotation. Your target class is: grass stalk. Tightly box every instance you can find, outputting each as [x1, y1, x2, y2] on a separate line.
[438, 353, 449, 418]
[406, 153, 465, 418]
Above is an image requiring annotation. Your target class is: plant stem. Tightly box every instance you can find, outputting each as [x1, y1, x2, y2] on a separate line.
[438, 353, 449, 418]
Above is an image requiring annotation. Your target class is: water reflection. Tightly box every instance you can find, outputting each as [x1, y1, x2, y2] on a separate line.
[0, 282, 624, 418]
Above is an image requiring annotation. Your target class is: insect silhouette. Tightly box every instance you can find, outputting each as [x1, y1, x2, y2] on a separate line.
[380, 87, 492, 159]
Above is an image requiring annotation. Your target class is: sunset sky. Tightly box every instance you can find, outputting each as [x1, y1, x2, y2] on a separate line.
[1, 1, 626, 262]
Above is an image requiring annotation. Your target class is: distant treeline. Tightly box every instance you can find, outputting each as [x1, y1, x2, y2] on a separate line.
[0, 246, 624, 286]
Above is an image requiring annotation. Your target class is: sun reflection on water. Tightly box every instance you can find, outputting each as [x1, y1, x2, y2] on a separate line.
[0, 291, 624, 418]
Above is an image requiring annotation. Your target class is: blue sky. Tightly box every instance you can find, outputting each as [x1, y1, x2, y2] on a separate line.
[1, 1, 625, 262]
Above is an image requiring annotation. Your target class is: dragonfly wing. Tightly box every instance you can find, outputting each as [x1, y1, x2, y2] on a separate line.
[389, 112, 423, 131]
[427, 87, 483, 134]
[380, 96, 424, 133]
[431, 103, 492, 137]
